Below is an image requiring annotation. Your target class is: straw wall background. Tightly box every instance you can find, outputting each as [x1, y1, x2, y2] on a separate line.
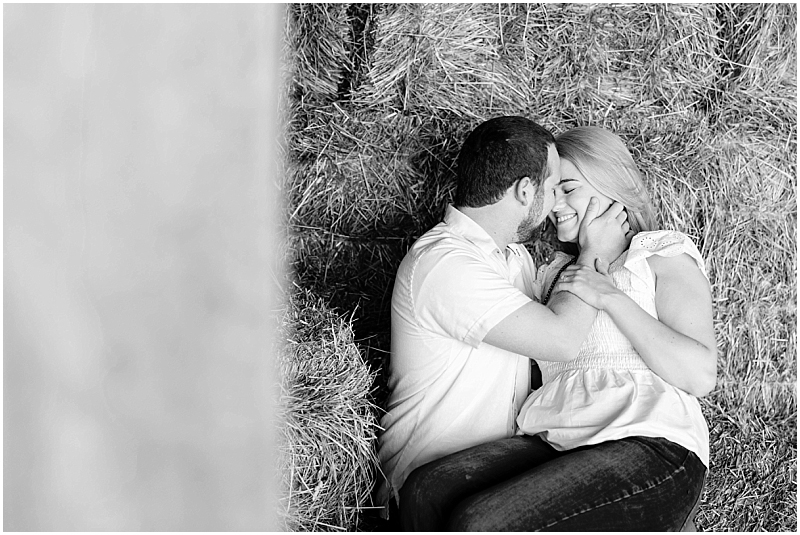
[282, 3, 796, 531]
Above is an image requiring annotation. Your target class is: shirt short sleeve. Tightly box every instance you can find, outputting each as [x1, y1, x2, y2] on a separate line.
[412, 249, 532, 348]
[623, 230, 708, 294]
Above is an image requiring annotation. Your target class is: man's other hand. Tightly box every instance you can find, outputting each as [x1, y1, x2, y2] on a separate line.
[577, 199, 632, 267]
[553, 261, 619, 310]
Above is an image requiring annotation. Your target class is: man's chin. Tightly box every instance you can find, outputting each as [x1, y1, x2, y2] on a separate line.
[518, 224, 543, 244]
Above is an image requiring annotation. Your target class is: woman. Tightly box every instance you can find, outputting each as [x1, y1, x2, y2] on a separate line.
[400, 126, 716, 531]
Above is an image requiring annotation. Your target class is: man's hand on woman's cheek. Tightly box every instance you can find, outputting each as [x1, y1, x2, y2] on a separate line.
[578, 199, 632, 265]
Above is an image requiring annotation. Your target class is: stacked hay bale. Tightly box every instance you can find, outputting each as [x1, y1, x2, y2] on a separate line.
[690, 5, 797, 530]
[276, 286, 380, 531]
[283, 3, 796, 531]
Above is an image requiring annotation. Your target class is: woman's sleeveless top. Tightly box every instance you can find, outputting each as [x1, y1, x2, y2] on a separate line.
[516, 230, 710, 466]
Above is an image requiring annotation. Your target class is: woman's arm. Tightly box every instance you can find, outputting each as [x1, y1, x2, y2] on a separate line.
[554, 254, 717, 397]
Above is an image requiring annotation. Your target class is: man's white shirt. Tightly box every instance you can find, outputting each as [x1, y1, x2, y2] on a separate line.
[377, 205, 539, 508]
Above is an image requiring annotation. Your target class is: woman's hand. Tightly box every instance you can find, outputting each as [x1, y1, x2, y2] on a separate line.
[552, 260, 621, 309]
[570, 253, 716, 397]
[555, 254, 717, 397]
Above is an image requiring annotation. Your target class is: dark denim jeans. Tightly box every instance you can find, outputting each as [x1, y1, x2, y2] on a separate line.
[397, 435, 705, 531]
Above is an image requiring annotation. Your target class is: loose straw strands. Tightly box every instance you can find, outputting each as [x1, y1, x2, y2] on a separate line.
[276, 288, 381, 531]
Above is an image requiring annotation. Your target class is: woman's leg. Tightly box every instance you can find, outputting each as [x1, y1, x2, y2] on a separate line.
[397, 434, 562, 531]
[447, 436, 706, 532]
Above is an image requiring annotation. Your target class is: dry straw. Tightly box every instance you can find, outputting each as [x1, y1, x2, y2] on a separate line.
[284, 3, 351, 104]
[283, 3, 796, 531]
[276, 286, 381, 531]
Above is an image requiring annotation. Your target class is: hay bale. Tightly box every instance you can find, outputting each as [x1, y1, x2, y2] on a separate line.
[715, 3, 797, 91]
[357, 3, 719, 127]
[357, 3, 532, 119]
[701, 379, 797, 531]
[284, 101, 466, 387]
[697, 4, 796, 392]
[276, 286, 381, 531]
[285, 3, 351, 103]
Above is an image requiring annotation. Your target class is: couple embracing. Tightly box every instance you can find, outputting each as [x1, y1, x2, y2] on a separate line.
[376, 117, 716, 531]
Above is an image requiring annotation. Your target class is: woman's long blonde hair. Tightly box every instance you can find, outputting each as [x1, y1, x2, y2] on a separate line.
[555, 126, 656, 234]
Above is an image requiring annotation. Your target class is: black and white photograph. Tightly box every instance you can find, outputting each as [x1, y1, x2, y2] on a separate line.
[4, 2, 797, 532]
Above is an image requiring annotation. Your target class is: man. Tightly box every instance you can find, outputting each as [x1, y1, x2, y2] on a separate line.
[376, 116, 630, 526]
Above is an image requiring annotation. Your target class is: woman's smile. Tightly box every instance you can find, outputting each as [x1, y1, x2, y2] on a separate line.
[556, 213, 578, 225]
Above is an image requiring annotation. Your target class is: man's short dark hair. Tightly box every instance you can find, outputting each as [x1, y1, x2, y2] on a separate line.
[453, 116, 555, 208]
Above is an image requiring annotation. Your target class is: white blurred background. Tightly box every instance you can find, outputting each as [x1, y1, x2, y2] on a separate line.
[4, 4, 284, 530]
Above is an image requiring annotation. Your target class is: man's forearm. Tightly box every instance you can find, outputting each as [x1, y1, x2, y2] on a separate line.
[543, 289, 597, 360]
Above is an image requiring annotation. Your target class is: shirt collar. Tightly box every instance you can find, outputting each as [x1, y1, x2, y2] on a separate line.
[445, 204, 515, 256]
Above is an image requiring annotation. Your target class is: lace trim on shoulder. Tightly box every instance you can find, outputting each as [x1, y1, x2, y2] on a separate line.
[625, 230, 707, 278]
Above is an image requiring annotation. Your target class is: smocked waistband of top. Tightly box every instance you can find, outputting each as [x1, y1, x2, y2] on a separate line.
[541, 356, 652, 376]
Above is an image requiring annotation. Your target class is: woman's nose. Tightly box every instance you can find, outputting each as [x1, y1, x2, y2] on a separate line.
[552, 189, 566, 211]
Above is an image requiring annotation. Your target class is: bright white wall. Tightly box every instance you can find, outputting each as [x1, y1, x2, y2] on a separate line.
[4, 4, 283, 530]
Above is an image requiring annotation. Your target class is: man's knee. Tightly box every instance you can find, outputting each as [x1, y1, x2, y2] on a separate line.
[397, 462, 452, 530]
[399, 462, 438, 508]
[446, 498, 493, 532]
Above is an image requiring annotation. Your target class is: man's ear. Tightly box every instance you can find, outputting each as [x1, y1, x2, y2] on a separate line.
[513, 176, 535, 205]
